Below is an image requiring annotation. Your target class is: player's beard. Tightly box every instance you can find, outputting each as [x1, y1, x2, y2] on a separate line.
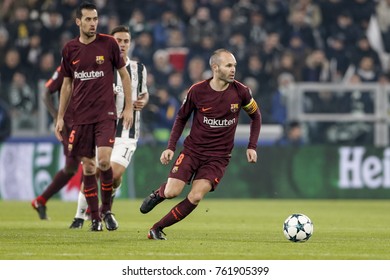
[81, 25, 96, 38]
[219, 70, 234, 84]
[83, 30, 95, 38]
[225, 75, 234, 83]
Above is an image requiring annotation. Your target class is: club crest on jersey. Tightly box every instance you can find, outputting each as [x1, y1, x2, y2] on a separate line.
[230, 103, 239, 113]
[96, 56, 105, 64]
[172, 166, 179, 173]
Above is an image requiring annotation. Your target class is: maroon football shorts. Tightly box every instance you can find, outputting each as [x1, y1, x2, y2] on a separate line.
[168, 152, 230, 191]
[68, 119, 116, 158]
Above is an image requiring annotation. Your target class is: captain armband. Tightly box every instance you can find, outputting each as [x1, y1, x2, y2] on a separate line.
[243, 98, 258, 114]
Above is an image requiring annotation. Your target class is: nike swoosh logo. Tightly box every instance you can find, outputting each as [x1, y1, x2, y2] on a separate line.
[201, 107, 212, 112]
[72, 59, 80, 65]
[109, 139, 115, 143]
[84, 187, 96, 193]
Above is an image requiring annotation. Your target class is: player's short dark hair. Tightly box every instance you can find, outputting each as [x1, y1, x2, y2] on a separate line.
[76, 2, 97, 19]
[110, 25, 130, 36]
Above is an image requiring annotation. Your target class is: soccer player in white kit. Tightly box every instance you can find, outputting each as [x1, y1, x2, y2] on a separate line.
[69, 25, 149, 229]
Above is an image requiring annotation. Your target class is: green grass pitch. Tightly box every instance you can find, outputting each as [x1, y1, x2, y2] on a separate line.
[0, 199, 389, 260]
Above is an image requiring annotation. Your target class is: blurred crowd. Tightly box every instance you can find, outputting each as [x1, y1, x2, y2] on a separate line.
[1, 0, 390, 144]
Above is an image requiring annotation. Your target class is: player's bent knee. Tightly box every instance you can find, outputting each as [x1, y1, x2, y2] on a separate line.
[187, 193, 204, 205]
[98, 160, 110, 170]
[164, 188, 181, 199]
[82, 162, 96, 175]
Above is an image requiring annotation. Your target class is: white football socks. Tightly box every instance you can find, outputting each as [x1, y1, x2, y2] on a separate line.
[112, 183, 121, 197]
[74, 191, 88, 220]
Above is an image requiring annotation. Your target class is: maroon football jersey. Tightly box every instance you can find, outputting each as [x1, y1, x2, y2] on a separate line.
[60, 33, 125, 125]
[168, 78, 261, 158]
[45, 66, 73, 125]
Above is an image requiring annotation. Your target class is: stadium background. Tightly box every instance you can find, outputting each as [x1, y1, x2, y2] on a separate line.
[1, 0, 390, 200]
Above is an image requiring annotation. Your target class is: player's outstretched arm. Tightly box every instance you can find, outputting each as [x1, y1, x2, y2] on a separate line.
[160, 149, 174, 165]
[246, 149, 257, 163]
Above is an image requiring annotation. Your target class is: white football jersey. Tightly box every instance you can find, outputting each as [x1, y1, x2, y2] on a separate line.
[113, 57, 148, 141]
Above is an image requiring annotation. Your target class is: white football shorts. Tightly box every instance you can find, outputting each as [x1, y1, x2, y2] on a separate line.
[110, 137, 137, 168]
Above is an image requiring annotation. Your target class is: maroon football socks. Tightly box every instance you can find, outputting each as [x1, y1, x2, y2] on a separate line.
[100, 167, 113, 214]
[83, 174, 99, 220]
[152, 197, 197, 230]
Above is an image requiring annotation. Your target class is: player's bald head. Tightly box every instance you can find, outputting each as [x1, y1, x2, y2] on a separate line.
[209, 49, 234, 67]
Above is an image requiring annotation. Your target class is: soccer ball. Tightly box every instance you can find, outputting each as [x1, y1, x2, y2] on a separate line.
[283, 213, 313, 242]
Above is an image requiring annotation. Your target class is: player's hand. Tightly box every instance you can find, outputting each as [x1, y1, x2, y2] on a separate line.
[134, 96, 147, 111]
[246, 149, 257, 163]
[160, 149, 174, 165]
[55, 118, 64, 142]
[121, 106, 134, 129]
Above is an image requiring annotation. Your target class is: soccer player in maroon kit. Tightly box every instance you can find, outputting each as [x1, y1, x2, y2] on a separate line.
[69, 25, 149, 229]
[31, 66, 80, 220]
[55, 2, 133, 231]
[140, 49, 261, 240]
